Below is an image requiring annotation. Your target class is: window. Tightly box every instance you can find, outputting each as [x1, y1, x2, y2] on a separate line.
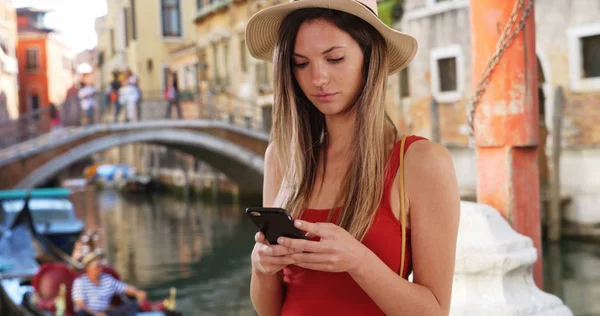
[161, 0, 182, 38]
[110, 29, 115, 54]
[25, 48, 39, 71]
[212, 43, 219, 85]
[568, 24, 600, 92]
[97, 51, 105, 66]
[0, 35, 8, 56]
[399, 66, 410, 98]
[427, 0, 452, 5]
[212, 41, 229, 87]
[29, 93, 40, 114]
[124, 8, 129, 47]
[430, 45, 464, 103]
[183, 64, 197, 90]
[240, 36, 248, 73]
[193, 62, 200, 93]
[256, 61, 270, 93]
[437, 57, 456, 92]
[198, 48, 207, 81]
[130, 0, 137, 40]
[582, 35, 600, 78]
[32, 13, 44, 29]
[223, 42, 229, 85]
[162, 66, 172, 91]
[406, 0, 469, 20]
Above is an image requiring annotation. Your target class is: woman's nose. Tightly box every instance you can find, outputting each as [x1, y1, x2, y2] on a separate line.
[311, 63, 329, 87]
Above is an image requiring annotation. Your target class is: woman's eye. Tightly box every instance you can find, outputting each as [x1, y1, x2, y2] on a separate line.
[329, 57, 344, 64]
[293, 62, 308, 69]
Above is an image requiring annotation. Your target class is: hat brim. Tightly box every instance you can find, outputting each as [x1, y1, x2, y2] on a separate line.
[82, 252, 105, 268]
[245, 0, 418, 74]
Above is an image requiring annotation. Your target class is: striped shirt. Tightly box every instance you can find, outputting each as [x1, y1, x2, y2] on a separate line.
[71, 273, 127, 313]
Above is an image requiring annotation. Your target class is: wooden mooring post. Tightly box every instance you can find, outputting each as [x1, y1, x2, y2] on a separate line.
[548, 86, 564, 242]
[469, 0, 543, 288]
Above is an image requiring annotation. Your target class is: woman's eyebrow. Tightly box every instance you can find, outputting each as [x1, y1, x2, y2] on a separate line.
[293, 46, 345, 58]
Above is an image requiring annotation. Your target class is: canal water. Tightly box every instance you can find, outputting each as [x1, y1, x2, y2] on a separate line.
[94, 190, 600, 316]
[95, 190, 258, 315]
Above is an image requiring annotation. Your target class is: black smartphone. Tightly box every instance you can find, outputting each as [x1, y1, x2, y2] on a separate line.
[245, 207, 308, 245]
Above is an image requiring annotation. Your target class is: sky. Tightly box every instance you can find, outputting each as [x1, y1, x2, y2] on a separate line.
[14, 0, 107, 54]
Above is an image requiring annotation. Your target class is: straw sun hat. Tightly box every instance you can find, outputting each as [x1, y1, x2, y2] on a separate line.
[81, 250, 106, 268]
[245, 0, 418, 74]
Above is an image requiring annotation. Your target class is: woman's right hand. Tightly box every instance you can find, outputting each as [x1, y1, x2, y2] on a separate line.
[251, 232, 300, 275]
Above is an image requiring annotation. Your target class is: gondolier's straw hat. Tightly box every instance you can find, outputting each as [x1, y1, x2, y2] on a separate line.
[81, 250, 105, 268]
[245, 0, 418, 74]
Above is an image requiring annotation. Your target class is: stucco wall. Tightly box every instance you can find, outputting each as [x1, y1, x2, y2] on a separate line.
[397, 0, 600, 231]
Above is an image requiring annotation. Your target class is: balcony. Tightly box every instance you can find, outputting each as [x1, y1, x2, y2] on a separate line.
[194, 0, 234, 22]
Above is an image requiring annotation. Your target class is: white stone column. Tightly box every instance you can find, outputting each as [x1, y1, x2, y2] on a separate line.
[450, 201, 573, 316]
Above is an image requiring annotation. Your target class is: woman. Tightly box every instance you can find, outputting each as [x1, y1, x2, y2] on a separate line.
[245, 0, 460, 315]
[165, 73, 182, 119]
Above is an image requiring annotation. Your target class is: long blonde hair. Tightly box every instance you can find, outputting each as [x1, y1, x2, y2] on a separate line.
[271, 8, 396, 241]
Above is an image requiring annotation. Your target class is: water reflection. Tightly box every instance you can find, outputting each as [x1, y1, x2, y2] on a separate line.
[543, 239, 600, 316]
[96, 190, 258, 315]
[94, 189, 600, 316]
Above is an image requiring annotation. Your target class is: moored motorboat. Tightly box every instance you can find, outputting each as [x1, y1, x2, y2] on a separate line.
[118, 174, 163, 194]
[0, 188, 84, 255]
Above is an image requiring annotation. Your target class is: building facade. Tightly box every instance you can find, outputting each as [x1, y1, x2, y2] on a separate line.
[399, 0, 600, 236]
[16, 7, 73, 113]
[96, 0, 198, 96]
[192, 0, 280, 130]
[168, 43, 200, 118]
[191, 0, 405, 131]
[0, 0, 19, 120]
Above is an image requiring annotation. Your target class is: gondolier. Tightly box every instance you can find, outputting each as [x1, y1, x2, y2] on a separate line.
[71, 251, 147, 316]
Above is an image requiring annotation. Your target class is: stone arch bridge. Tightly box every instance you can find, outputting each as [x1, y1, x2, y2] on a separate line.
[0, 120, 269, 197]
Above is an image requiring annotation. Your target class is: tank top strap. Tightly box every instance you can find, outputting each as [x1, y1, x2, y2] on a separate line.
[385, 135, 428, 188]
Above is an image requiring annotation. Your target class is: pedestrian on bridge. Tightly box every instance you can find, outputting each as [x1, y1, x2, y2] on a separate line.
[108, 70, 122, 123]
[245, 0, 460, 315]
[78, 82, 96, 126]
[118, 76, 140, 122]
[123, 68, 142, 121]
[164, 72, 182, 119]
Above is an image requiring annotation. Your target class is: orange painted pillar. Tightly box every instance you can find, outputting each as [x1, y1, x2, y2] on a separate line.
[469, 0, 543, 288]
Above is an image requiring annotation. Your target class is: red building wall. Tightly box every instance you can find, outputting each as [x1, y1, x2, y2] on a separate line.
[17, 36, 49, 113]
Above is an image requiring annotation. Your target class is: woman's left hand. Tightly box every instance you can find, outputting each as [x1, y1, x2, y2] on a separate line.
[277, 220, 371, 276]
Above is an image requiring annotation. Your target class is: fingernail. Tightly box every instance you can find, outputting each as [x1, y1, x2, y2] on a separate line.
[295, 220, 302, 227]
[278, 237, 284, 244]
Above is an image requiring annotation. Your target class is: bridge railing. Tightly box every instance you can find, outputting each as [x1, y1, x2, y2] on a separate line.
[0, 89, 271, 151]
[133, 90, 270, 134]
[0, 107, 53, 150]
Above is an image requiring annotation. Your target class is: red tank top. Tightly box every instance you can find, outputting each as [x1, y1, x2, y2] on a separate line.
[281, 135, 426, 316]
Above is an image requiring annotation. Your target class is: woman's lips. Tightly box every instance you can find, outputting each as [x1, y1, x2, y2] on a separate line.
[313, 93, 337, 102]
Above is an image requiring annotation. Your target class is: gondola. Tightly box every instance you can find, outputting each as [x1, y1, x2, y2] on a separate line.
[0, 188, 84, 255]
[0, 190, 183, 315]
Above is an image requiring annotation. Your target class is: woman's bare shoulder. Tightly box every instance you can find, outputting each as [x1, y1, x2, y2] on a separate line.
[404, 138, 459, 211]
[405, 138, 453, 169]
[263, 143, 283, 207]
